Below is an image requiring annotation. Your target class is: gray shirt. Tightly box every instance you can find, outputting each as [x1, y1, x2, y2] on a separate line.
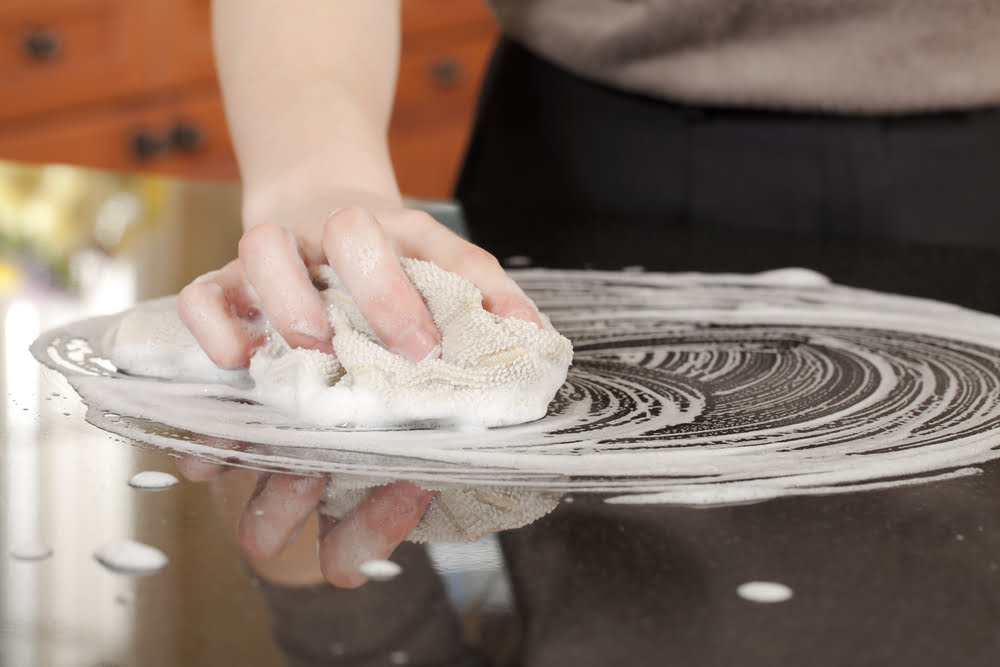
[488, 0, 1000, 113]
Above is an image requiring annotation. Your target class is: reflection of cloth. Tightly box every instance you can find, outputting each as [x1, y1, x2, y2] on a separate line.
[320, 477, 562, 543]
[250, 259, 573, 428]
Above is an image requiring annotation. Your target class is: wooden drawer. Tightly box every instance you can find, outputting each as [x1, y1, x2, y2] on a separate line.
[0, 0, 494, 194]
[393, 28, 496, 130]
[0, 88, 237, 181]
[390, 119, 472, 198]
[0, 0, 149, 123]
[149, 0, 217, 90]
[390, 22, 496, 196]
[402, 0, 497, 39]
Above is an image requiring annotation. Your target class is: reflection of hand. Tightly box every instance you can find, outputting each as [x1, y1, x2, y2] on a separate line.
[177, 206, 541, 371]
[177, 456, 434, 588]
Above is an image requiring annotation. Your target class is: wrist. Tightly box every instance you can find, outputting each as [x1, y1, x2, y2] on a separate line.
[242, 180, 404, 232]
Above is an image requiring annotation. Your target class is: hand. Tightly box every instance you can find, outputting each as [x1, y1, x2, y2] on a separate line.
[178, 455, 435, 588]
[177, 204, 541, 370]
[176, 199, 539, 586]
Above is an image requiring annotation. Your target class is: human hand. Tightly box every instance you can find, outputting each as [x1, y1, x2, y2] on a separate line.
[177, 203, 541, 370]
[177, 455, 435, 588]
[176, 199, 538, 586]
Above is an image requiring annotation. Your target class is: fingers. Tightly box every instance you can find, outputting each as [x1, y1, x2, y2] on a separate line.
[237, 473, 329, 560]
[184, 208, 537, 376]
[318, 481, 435, 588]
[175, 455, 226, 482]
[386, 211, 542, 326]
[322, 208, 440, 361]
[177, 261, 268, 369]
[239, 223, 334, 354]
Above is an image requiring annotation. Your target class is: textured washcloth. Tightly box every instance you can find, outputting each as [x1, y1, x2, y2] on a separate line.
[250, 258, 574, 428]
[319, 476, 562, 543]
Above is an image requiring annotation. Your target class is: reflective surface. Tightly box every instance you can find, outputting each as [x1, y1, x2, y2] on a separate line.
[2, 160, 1000, 666]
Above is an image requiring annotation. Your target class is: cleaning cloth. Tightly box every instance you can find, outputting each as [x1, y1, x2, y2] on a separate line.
[250, 258, 573, 429]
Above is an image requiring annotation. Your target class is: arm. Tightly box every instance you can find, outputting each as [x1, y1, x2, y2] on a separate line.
[215, 0, 403, 219]
[185, 0, 539, 368]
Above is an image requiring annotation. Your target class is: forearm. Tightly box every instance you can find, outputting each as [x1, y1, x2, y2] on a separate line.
[212, 0, 403, 227]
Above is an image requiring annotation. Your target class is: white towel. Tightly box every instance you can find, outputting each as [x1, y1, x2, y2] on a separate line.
[250, 258, 574, 429]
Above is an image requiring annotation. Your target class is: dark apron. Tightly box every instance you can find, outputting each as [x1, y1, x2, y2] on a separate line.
[456, 38, 1000, 315]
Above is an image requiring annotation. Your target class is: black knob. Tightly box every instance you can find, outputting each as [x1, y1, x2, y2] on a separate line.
[22, 29, 61, 61]
[129, 130, 167, 160]
[167, 122, 203, 151]
[429, 58, 461, 87]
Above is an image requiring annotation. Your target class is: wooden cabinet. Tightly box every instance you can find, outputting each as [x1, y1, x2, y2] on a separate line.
[393, 3, 497, 197]
[0, 0, 497, 198]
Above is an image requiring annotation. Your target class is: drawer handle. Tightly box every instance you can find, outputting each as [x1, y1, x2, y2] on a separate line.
[129, 123, 204, 160]
[168, 122, 203, 151]
[429, 58, 462, 87]
[129, 130, 168, 160]
[21, 29, 62, 61]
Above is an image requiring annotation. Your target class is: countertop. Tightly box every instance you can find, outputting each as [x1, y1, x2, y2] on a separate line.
[1, 159, 999, 667]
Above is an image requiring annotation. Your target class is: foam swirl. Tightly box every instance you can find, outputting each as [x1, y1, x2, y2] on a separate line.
[32, 268, 1000, 505]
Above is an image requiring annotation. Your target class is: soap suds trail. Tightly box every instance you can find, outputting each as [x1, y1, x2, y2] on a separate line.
[33, 267, 1000, 506]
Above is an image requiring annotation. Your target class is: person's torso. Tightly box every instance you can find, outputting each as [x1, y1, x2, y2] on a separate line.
[488, 0, 1000, 113]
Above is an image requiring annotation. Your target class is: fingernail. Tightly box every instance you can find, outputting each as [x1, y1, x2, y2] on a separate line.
[393, 327, 441, 363]
[287, 332, 334, 355]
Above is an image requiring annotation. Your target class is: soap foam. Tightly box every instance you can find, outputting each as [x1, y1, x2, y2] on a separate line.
[9, 542, 53, 562]
[359, 558, 403, 581]
[107, 296, 249, 386]
[128, 471, 179, 491]
[737, 581, 794, 603]
[94, 539, 168, 575]
[32, 266, 1000, 508]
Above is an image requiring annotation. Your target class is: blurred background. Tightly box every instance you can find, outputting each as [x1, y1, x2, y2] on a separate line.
[0, 1, 499, 664]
